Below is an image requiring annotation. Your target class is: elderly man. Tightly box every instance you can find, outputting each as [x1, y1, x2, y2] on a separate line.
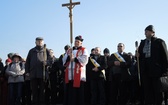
[108, 43, 131, 105]
[25, 37, 51, 105]
[63, 35, 88, 105]
[87, 47, 106, 105]
[138, 25, 168, 105]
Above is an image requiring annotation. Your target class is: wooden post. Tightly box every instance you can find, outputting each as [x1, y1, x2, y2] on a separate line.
[62, 0, 80, 47]
[62, 0, 80, 80]
[43, 44, 47, 82]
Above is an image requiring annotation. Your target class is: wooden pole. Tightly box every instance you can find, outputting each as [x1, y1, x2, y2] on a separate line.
[62, 0, 80, 79]
[62, 0, 80, 47]
[43, 44, 47, 82]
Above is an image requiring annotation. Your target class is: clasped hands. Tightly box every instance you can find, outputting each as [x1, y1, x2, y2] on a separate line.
[114, 61, 121, 66]
[92, 67, 99, 72]
[67, 48, 75, 62]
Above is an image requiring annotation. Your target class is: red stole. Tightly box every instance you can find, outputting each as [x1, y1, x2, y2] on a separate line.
[65, 47, 85, 88]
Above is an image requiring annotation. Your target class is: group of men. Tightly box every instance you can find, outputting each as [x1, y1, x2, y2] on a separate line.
[0, 24, 168, 105]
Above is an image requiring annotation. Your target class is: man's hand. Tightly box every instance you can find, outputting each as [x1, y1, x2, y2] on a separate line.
[69, 53, 74, 62]
[92, 67, 99, 72]
[67, 48, 73, 55]
[135, 51, 140, 58]
[114, 61, 120, 66]
[12, 73, 18, 78]
[43, 61, 47, 66]
[25, 73, 30, 76]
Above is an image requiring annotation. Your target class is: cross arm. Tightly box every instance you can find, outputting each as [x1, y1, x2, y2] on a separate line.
[62, 2, 80, 7]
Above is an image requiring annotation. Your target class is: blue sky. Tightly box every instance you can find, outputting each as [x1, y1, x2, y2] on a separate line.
[0, 0, 168, 63]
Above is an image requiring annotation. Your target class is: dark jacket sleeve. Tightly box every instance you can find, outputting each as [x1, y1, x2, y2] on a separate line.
[159, 39, 168, 74]
[108, 54, 115, 68]
[98, 56, 106, 71]
[25, 50, 31, 73]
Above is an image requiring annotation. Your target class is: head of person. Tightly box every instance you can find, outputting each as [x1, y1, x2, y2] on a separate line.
[145, 25, 155, 39]
[91, 48, 95, 54]
[11, 53, 22, 63]
[5, 58, 12, 65]
[21, 58, 26, 64]
[94, 47, 101, 56]
[49, 49, 54, 57]
[74, 35, 83, 47]
[22, 58, 26, 62]
[64, 45, 70, 52]
[0, 58, 2, 62]
[35, 37, 44, 47]
[103, 48, 110, 56]
[7, 53, 14, 59]
[128, 52, 133, 59]
[117, 43, 125, 53]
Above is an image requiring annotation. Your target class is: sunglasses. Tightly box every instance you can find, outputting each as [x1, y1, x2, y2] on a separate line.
[118, 46, 123, 47]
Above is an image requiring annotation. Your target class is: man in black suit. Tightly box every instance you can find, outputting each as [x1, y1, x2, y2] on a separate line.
[138, 25, 168, 105]
[87, 47, 106, 105]
[108, 43, 131, 105]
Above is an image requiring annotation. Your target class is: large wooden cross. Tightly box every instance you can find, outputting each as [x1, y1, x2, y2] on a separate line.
[62, 0, 80, 46]
[62, 0, 80, 80]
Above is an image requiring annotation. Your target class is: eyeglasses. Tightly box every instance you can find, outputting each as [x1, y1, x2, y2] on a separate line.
[118, 46, 123, 47]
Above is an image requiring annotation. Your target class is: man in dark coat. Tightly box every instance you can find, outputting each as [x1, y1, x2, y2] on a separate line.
[108, 43, 131, 105]
[138, 25, 168, 105]
[85, 48, 95, 105]
[87, 47, 106, 105]
[46, 49, 58, 105]
[103, 48, 111, 105]
[25, 37, 51, 105]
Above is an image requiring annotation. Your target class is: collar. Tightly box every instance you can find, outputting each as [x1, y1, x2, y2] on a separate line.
[35, 46, 43, 50]
[73, 46, 82, 50]
[118, 52, 124, 55]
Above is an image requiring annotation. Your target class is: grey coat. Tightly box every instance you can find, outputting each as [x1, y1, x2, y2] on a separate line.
[6, 62, 25, 83]
[25, 46, 51, 79]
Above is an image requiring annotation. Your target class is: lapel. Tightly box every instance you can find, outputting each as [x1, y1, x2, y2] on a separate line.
[150, 37, 158, 56]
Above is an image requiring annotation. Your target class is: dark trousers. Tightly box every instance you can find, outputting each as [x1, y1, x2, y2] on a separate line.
[105, 80, 111, 105]
[110, 74, 129, 105]
[0, 80, 8, 105]
[8, 82, 23, 105]
[45, 80, 51, 105]
[91, 79, 106, 105]
[127, 78, 144, 104]
[30, 78, 45, 105]
[142, 74, 163, 105]
[84, 80, 91, 104]
[22, 80, 31, 105]
[56, 81, 64, 104]
[64, 81, 85, 105]
[49, 79, 57, 104]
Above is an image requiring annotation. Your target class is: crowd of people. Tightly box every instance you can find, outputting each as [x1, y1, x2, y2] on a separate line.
[0, 25, 168, 105]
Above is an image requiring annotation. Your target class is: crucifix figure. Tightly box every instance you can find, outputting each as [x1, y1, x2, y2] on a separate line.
[62, 0, 80, 46]
[62, 0, 80, 81]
